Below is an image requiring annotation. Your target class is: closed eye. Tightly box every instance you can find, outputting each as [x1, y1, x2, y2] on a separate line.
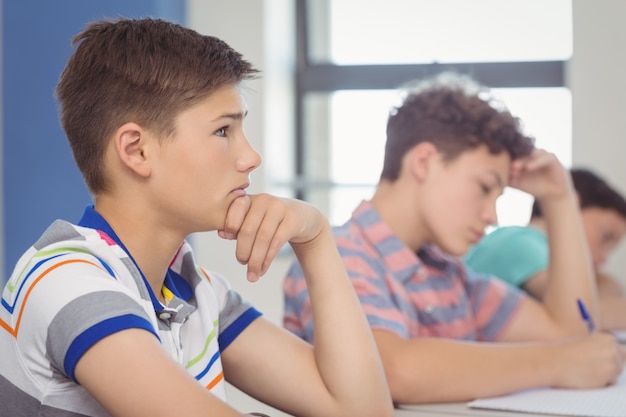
[602, 232, 618, 244]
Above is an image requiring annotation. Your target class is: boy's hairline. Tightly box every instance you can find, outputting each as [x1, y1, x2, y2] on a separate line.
[110, 79, 252, 138]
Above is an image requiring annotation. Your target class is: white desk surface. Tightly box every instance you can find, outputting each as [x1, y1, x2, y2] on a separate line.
[394, 402, 557, 417]
[392, 337, 626, 417]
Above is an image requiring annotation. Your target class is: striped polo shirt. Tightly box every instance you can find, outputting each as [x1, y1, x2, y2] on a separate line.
[284, 200, 522, 343]
[0, 205, 260, 416]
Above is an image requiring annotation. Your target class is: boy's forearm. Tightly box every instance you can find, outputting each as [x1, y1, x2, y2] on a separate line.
[382, 337, 562, 404]
[290, 226, 392, 416]
[540, 193, 597, 335]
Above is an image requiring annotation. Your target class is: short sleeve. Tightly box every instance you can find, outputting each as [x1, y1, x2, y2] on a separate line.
[205, 270, 262, 351]
[18, 255, 158, 381]
[342, 252, 410, 338]
[463, 267, 524, 341]
[283, 247, 411, 342]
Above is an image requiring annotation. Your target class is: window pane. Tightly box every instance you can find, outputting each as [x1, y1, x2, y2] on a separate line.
[318, 88, 571, 226]
[330, 90, 400, 184]
[308, 0, 572, 65]
[495, 88, 572, 166]
[493, 87, 572, 227]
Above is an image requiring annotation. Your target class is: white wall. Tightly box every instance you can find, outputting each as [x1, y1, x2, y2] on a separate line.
[187, 1, 295, 415]
[570, 0, 626, 286]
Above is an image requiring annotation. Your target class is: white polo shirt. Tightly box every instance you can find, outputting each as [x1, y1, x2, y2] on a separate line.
[0, 205, 261, 416]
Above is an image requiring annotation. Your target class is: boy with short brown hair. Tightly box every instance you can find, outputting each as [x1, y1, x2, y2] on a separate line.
[0, 17, 392, 417]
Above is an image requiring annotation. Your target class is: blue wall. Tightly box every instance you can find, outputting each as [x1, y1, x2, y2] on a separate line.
[2, 0, 186, 281]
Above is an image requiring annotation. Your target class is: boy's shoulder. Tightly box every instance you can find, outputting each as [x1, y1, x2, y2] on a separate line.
[9, 219, 121, 277]
[330, 201, 392, 253]
[30, 219, 127, 257]
[4, 219, 134, 304]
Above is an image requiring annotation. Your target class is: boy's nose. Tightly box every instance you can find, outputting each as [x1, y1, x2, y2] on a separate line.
[239, 139, 262, 172]
[482, 203, 498, 227]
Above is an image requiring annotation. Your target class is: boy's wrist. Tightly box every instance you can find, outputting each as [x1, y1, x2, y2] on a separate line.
[538, 343, 568, 388]
[535, 191, 577, 216]
[290, 221, 331, 253]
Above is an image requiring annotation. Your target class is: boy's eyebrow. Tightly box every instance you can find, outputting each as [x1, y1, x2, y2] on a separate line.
[489, 170, 505, 188]
[212, 110, 248, 122]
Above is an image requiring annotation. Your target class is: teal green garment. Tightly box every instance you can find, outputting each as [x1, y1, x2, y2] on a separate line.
[464, 226, 549, 287]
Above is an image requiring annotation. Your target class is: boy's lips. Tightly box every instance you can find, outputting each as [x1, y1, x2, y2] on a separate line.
[230, 183, 249, 196]
[470, 229, 484, 243]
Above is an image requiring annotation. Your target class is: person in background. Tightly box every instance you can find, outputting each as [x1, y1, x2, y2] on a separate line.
[465, 167, 626, 330]
[0, 17, 392, 417]
[283, 72, 625, 405]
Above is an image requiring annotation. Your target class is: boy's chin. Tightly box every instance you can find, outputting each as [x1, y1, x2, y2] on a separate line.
[438, 241, 470, 258]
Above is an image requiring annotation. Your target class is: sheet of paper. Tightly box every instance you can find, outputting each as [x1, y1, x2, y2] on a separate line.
[612, 329, 626, 343]
[468, 370, 626, 417]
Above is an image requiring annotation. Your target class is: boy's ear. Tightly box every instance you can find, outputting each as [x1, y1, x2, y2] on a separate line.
[114, 122, 152, 178]
[407, 142, 438, 182]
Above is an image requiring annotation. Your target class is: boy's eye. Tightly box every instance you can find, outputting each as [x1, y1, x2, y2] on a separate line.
[602, 232, 617, 244]
[215, 127, 228, 137]
[480, 183, 491, 195]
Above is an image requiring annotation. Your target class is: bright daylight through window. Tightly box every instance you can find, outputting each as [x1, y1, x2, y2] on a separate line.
[294, 0, 572, 228]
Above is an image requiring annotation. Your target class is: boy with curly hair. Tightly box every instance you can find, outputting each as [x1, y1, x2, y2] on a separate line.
[284, 73, 625, 404]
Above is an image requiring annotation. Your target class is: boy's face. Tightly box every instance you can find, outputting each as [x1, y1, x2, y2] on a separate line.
[150, 83, 261, 233]
[421, 145, 511, 257]
[581, 207, 626, 270]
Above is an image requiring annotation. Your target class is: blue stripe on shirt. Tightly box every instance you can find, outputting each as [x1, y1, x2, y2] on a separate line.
[64, 314, 158, 381]
[218, 307, 261, 351]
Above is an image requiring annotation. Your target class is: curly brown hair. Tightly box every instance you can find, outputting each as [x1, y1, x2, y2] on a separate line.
[55, 17, 258, 195]
[381, 72, 535, 181]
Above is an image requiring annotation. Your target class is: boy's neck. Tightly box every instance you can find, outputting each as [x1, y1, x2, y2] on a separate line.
[370, 182, 427, 252]
[94, 198, 182, 303]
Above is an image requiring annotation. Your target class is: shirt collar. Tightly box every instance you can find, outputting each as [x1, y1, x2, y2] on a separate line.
[77, 204, 192, 313]
[350, 201, 422, 283]
[350, 201, 454, 283]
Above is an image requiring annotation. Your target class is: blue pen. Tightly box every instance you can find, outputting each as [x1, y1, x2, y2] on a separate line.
[576, 298, 595, 333]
